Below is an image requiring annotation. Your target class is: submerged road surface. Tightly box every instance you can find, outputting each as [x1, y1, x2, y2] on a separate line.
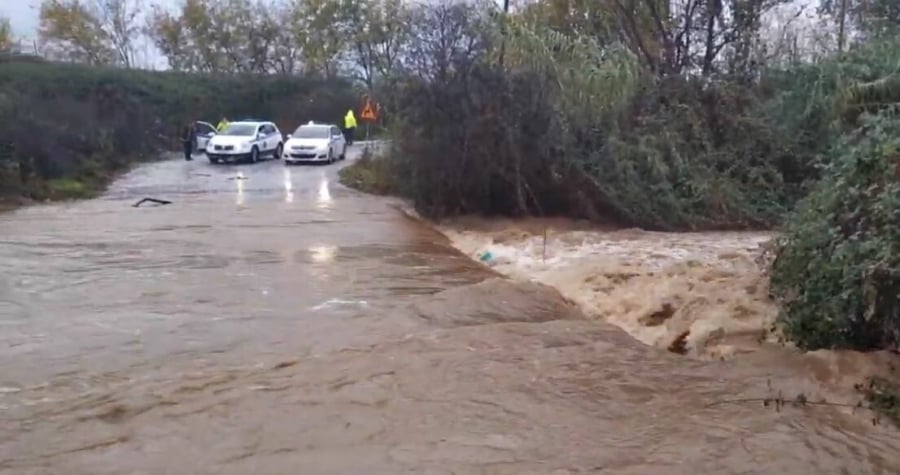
[1, 146, 899, 474]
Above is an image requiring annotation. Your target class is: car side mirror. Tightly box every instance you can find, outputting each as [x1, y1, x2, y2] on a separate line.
[257, 133, 265, 140]
[286, 134, 292, 139]
[207, 132, 215, 138]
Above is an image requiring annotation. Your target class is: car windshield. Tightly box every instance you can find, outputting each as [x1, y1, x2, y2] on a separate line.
[292, 126, 330, 139]
[218, 124, 258, 136]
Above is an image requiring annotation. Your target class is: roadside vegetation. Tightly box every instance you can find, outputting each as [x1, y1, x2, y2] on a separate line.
[1, 0, 898, 395]
[337, 149, 397, 196]
[0, 56, 355, 202]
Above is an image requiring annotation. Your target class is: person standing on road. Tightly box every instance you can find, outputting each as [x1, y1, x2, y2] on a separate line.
[343, 109, 357, 146]
[181, 121, 196, 161]
[216, 116, 229, 132]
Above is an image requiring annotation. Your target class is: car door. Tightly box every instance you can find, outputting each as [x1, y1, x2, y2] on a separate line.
[194, 121, 216, 151]
[265, 124, 278, 152]
[331, 126, 345, 155]
[256, 125, 266, 151]
[270, 124, 282, 143]
[255, 125, 266, 150]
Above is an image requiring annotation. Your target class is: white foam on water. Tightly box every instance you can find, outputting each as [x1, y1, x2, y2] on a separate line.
[443, 225, 779, 359]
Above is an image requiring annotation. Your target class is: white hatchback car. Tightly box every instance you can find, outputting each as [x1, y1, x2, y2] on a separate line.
[205, 121, 283, 164]
[282, 122, 346, 164]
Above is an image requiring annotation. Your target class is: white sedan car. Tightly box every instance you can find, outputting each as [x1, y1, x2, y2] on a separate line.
[205, 121, 283, 164]
[282, 122, 346, 164]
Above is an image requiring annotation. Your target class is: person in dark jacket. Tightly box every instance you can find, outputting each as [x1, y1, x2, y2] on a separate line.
[181, 121, 196, 161]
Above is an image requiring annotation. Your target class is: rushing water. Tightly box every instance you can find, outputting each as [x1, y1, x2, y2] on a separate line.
[1, 150, 899, 474]
[442, 219, 778, 359]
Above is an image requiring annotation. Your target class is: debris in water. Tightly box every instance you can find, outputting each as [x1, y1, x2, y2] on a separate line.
[640, 302, 677, 327]
[272, 360, 298, 370]
[479, 251, 493, 263]
[311, 298, 369, 311]
[668, 330, 690, 355]
[133, 197, 172, 207]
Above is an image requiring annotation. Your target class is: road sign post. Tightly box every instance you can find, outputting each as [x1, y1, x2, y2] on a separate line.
[359, 97, 379, 154]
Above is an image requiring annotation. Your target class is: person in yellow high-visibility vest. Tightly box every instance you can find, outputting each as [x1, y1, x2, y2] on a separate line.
[343, 109, 357, 145]
[216, 117, 229, 132]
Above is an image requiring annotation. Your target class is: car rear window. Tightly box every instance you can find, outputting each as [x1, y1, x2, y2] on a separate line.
[292, 126, 330, 139]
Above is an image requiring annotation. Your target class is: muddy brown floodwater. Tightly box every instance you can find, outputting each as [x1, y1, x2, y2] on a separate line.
[1, 147, 899, 474]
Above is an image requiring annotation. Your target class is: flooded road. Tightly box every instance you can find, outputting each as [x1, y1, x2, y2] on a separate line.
[1, 148, 899, 474]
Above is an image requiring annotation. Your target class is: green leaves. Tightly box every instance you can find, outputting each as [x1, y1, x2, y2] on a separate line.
[771, 111, 900, 350]
[145, 0, 411, 81]
[39, 0, 143, 67]
[146, 0, 287, 74]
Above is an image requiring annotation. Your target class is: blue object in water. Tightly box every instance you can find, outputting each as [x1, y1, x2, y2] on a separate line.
[479, 251, 493, 262]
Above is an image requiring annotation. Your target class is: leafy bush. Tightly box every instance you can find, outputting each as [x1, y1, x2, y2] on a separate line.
[379, 4, 818, 230]
[0, 57, 358, 200]
[580, 77, 803, 229]
[770, 112, 900, 351]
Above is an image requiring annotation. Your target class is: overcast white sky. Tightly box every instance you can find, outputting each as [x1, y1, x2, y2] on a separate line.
[1, 0, 41, 38]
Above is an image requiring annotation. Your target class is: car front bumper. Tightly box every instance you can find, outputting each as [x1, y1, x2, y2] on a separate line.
[206, 152, 252, 163]
[283, 151, 329, 163]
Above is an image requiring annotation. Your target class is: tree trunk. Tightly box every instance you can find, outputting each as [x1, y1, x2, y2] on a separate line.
[837, 0, 849, 53]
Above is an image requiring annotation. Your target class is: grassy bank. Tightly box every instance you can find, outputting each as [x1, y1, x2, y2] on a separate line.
[0, 55, 358, 203]
[337, 150, 398, 196]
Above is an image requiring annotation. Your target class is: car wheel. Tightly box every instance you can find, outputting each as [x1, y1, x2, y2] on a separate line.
[209, 157, 219, 164]
[340, 145, 346, 160]
[250, 147, 259, 164]
[274, 143, 283, 160]
[327, 149, 334, 164]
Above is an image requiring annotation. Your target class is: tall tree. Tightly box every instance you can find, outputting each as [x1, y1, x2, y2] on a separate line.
[0, 17, 15, 52]
[819, 0, 899, 50]
[148, 0, 281, 73]
[145, 4, 192, 70]
[289, 0, 348, 77]
[342, 0, 412, 88]
[96, 0, 143, 67]
[39, 0, 143, 66]
[40, 0, 115, 64]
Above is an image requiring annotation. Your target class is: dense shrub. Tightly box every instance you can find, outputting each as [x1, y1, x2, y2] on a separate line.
[378, 4, 819, 230]
[770, 112, 900, 351]
[368, 5, 900, 233]
[389, 66, 566, 217]
[0, 57, 357, 200]
[579, 77, 804, 229]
